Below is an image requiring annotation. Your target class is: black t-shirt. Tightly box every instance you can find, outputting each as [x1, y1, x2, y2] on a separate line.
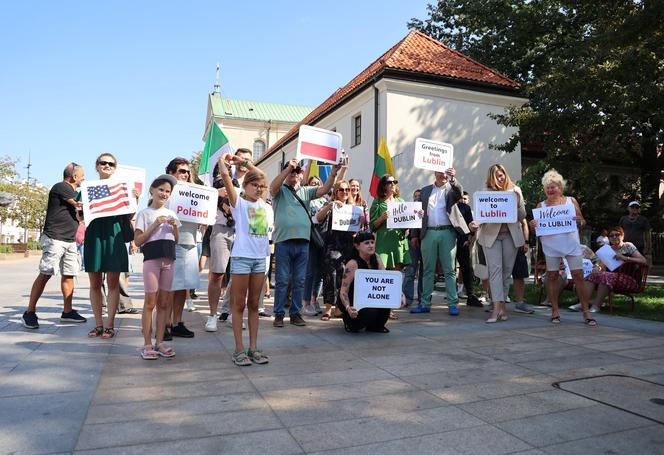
[42, 182, 79, 242]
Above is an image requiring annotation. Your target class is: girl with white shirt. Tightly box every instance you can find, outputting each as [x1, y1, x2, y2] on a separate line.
[218, 153, 273, 366]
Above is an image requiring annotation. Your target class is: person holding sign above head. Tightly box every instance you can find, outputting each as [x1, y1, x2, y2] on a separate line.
[134, 174, 181, 359]
[529, 169, 596, 326]
[218, 153, 273, 365]
[409, 168, 463, 315]
[476, 164, 525, 324]
[315, 180, 358, 320]
[369, 175, 411, 319]
[584, 226, 646, 313]
[338, 232, 393, 333]
[270, 158, 342, 328]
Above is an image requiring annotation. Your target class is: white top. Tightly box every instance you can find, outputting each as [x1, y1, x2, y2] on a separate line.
[135, 206, 181, 244]
[540, 197, 582, 258]
[427, 183, 451, 227]
[230, 197, 273, 259]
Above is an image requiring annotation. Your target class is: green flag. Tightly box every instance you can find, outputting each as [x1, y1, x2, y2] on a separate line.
[199, 121, 233, 185]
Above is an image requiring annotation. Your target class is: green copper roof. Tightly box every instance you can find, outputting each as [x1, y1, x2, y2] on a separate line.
[210, 93, 312, 123]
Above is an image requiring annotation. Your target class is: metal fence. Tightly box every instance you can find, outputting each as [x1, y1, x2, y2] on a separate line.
[652, 233, 664, 264]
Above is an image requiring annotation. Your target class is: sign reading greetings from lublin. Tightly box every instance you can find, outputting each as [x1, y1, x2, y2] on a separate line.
[414, 138, 454, 172]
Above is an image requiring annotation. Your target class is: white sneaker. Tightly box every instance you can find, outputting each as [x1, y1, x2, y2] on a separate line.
[478, 293, 488, 303]
[505, 296, 511, 303]
[302, 304, 317, 317]
[205, 315, 218, 332]
[185, 298, 195, 312]
[568, 303, 582, 312]
[226, 313, 246, 329]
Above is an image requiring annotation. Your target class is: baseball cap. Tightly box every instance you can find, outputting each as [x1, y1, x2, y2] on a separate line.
[152, 174, 178, 188]
[628, 201, 640, 208]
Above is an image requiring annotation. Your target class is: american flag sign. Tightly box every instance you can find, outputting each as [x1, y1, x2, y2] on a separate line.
[82, 178, 137, 222]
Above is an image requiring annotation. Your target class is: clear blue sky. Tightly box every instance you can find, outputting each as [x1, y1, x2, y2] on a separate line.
[0, 0, 431, 188]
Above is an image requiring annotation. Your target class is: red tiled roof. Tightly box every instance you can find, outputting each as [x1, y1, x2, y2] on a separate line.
[257, 30, 520, 163]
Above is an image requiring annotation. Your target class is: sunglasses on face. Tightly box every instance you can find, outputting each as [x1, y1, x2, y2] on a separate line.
[97, 160, 116, 168]
[177, 169, 190, 175]
[608, 233, 621, 238]
[386, 180, 398, 185]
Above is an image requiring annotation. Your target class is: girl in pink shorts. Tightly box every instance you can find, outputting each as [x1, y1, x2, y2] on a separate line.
[134, 174, 181, 359]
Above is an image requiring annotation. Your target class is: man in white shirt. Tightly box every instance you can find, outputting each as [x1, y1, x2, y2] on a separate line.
[410, 169, 462, 315]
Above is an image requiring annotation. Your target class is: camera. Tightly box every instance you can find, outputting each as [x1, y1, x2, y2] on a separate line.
[212, 177, 235, 228]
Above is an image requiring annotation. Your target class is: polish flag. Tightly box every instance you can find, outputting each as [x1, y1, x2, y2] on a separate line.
[296, 125, 342, 165]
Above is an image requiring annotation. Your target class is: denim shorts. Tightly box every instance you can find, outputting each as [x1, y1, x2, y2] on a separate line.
[230, 256, 266, 275]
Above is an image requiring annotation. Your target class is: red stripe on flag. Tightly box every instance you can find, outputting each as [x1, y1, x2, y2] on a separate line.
[92, 200, 130, 214]
[300, 141, 337, 162]
[90, 191, 129, 210]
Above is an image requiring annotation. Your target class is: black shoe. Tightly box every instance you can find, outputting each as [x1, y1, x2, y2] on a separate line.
[273, 315, 284, 327]
[190, 290, 198, 299]
[289, 314, 306, 326]
[163, 327, 173, 341]
[367, 326, 390, 333]
[171, 322, 194, 338]
[22, 311, 39, 329]
[218, 312, 229, 322]
[466, 295, 483, 307]
[60, 310, 87, 323]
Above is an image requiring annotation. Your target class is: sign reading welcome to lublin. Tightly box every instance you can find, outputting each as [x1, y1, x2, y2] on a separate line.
[473, 191, 517, 224]
[168, 182, 218, 225]
[532, 205, 578, 236]
[353, 269, 402, 310]
[414, 138, 453, 172]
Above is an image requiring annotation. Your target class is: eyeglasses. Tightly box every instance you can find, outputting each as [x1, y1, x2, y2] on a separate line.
[386, 180, 398, 185]
[177, 169, 190, 175]
[97, 160, 116, 168]
[337, 188, 350, 192]
[249, 182, 267, 190]
[608, 233, 621, 238]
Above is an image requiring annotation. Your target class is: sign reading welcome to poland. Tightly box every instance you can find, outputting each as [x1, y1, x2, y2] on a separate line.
[387, 201, 422, 229]
[414, 138, 454, 172]
[532, 205, 577, 237]
[473, 191, 517, 224]
[353, 269, 402, 310]
[296, 125, 343, 165]
[167, 182, 218, 225]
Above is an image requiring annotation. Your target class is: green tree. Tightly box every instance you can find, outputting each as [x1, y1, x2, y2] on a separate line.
[409, 0, 664, 229]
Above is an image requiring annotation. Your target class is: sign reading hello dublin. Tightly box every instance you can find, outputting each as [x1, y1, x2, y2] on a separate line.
[473, 191, 518, 224]
[414, 138, 454, 172]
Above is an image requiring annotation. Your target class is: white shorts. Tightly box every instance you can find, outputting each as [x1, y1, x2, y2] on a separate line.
[38, 234, 79, 276]
[209, 225, 234, 274]
[170, 244, 200, 290]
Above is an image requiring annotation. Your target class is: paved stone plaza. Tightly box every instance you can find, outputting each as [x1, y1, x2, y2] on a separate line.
[1, 256, 663, 454]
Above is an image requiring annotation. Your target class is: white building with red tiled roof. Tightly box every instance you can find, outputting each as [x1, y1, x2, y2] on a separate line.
[255, 30, 528, 200]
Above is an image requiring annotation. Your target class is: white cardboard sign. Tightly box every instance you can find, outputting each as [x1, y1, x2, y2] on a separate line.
[81, 178, 138, 223]
[332, 204, 363, 232]
[387, 201, 423, 229]
[414, 138, 454, 172]
[595, 244, 624, 272]
[473, 191, 517, 224]
[353, 269, 403, 310]
[532, 206, 577, 236]
[296, 125, 343, 165]
[167, 182, 218, 225]
[563, 258, 594, 279]
[114, 164, 146, 197]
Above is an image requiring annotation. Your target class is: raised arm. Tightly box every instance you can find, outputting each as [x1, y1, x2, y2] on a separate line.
[218, 154, 237, 207]
[270, 158, 298, 198]
[316, 162, 342, 198]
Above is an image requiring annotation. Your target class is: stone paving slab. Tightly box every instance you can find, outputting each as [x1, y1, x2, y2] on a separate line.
[1, 257, 664, 454]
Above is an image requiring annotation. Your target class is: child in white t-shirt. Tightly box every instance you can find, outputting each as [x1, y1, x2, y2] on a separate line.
[134, 174, 181, 360]
[218, 153, 273, 366]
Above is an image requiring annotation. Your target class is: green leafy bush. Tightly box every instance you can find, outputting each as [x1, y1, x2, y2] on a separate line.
[0, 245, 14, 254]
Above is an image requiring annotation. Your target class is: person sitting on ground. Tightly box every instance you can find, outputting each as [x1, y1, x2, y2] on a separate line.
[584, 226, 647, 312]
[338, 231, 395, 333]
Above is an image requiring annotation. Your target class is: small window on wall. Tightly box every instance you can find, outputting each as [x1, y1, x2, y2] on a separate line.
[253, 140, 266, 161]
[352, 114, 361, 147]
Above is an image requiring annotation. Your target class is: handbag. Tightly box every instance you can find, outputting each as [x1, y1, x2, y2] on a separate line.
[120, 213, 135, 243]
[286, 186, 325, 249]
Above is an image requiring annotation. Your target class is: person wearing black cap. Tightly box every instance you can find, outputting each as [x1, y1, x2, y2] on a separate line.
[619, 201, 652, 257]
[337, 232, 392, 333]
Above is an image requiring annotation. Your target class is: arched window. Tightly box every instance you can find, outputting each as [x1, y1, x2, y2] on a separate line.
[253, 140, 266, 161]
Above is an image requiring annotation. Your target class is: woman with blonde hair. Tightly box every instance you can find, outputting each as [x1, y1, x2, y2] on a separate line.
[530, 169, 596, 325]
[476, 164, 526, 323]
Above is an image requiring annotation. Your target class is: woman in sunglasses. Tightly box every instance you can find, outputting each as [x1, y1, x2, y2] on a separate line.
[584, 226, 646, 312]
[369, 174, 411, 319]
[314, 179, 355, 320]
[84, 153, 133, 339]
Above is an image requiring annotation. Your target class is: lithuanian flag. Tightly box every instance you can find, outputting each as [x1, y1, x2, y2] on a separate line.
[369, 136, 395, 198]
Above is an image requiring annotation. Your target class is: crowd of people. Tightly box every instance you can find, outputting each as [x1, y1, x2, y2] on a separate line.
[21, 153, 654, 365]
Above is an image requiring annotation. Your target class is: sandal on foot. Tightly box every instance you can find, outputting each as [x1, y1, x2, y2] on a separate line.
[155, 342, 175, 358]
[550, 316, 561, 324]
[321, 312, 331, 321]
[139, 345, 158, 360]
[232, 351, 252, 366]
[88, 326, 104, 338]
[247, 349, 269, 364]
[101, 327, 116, 339]
[389, 310, 398, 320]
[584, 318, 598, 327]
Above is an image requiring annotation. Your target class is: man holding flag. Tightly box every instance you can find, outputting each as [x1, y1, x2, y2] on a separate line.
[269, 157, 342, 327]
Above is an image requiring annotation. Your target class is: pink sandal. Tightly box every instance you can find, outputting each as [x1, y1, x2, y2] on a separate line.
[139, 345, 158, 360]
[155, 342, 175, 358]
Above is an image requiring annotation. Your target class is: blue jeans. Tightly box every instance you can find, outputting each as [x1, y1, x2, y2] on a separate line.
[303, 244, 323, 301]
[403, 239, 423, 304]
[274, 240, 309, 316]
